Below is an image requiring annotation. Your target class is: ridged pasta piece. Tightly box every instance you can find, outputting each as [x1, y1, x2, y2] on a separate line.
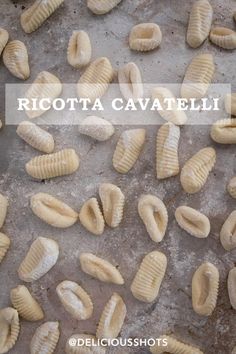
[138, 194, 168, 243]
[30, 321, 60, 354]
[220, 210, 236, 251]
[78, 116, 114, 141]
[56, 280, 93, 320]
[65, 334, 106, 354]
[0, 233, 10, 264]
[77, 57, 113, 103]
[21, 0, 64, 34]
[181, 53, 215, 100]
[187, 0, 213, 48]
[18, 237, 59, 282]
[0, 28, 9, 56]
[10, 285, 44, 321]
[113, 129, 146, 173]
[152, 87, 187, 126]
[192, 262, 219, 316]
[87, 0, 122, 14]
[129, 23, 162, 52]
[25, 148, 80, 180]
[225, 93, 236, 116]
[99, 183, 125, 228]
[210, 27, 236, 49]
[175, 206, 210, 238]
[79, 198, 104, 235]
[3, 40, 30, 80]
[96, 293, 126, 339]
[131, 251, 167, 303]
[25, 71, 62, 119]
[150, 335, 204, 354]
[118, 62, 143, 102]
[0, 194, 8, 228]
[0, 308, 20, 354]
[180, 147, 216, 194]
[227, 177, 236, 199]
[79, 253, 124, 284]
[228, 267, 236, 310]
[67, 31, 91, 68]
[16, 121, 54, 153]
[211, 118, 236, 144]
[30, 192, 78, 228]
[156, 122, 180, 179]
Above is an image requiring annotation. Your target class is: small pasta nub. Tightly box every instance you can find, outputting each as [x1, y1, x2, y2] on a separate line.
[79, 198, 104, 235]
[129, 23, 162, 52]
[3, 40, 30, 80]
[210, 118, 236, 144]
[118, 62, 143, 102]
[78, 116, 114, 141]
[228, 268, 236, 310]
[227, 177, 236, 199]
[220, 210, 236, 251]
[67, 31, 91, 68]
[210, 27, 236, 50]
[0, 233, 10, 264]
[0, 193, 8, 229]
[0, 307, 20, 354]
[175, 206, 210, 238]
[225, 93, 236, 116]
[0, 28, 9, 56]
[87, 0, 122, 15]
[150, 335, 204, 354]
[30, 321, 60, 354]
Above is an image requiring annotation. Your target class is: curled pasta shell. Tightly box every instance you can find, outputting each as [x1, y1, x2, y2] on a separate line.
[0, 233, 10, 264]
[210, 27, 236, 50]
[0, 28, 9, 56]
[21, 0, 64, 34]
[181, 53, 215, 100]
[99, 183, 125, 228]
[17, 121, 54, 153]
[10, 285, 44, 321]
[78, 116, 114, 141]
[65, 334, 106, 354]
[175, 206, 210, 238]
[187, 0, 213, 48]
[79, 253, 124, 285]
[96, 293, 126, 340]
[0, 194, 8, 228]
[67, 31, 91, 68]
[129, 23, 162, 52]
[118, 62, 143, 102]
[220, 210, 236, 251]
[87, 0, 122, 15]
[156, 122, 180, 179]
[150, 335, 204, 354]
[180, 147, 216, 194]
[0, 307, 20, 354]
[30, 192, 78, 228]
[152, 87, 187, 126]
[30, 321, 60, 354]
[77, 57, 113, 103]
[113, 129, 146, 173]
[138, 194, 168, 243]
[192, 262, 219, 316]
[56, 280, 93, 320]
[3, 40, 30, 80]
[26, 148, 80, 180]
[18, 237, 59, 282]
[211, 118, 236, 144]
[79, 198, 104, 235]
[225, 93, 236, 116]
[227, 177, 236, 199]
[131, 251, 167, 303]
[25, 71, 62, 119]
[228, 267, 236, 310]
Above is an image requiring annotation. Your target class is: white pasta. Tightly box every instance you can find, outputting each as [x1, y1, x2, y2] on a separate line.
[118, 62, 143, 102]
[0, 233, 10, 264]
[30, 192, 78, 228]
[65, 334, 106, 354]
[78, 116, 114, 141]
[18, 237, 59, 282]
[129, 23, 162, 52]
[30, 321, 60, 354]
[67, 31, 92, 68]
[138, 194, 168, 243]
[225, 93, 236, 116]
[227, 177, 236, 199]
[87, 0, 122, 15]
[16, 121, 55, 153]
[0, 194, 8, 228]
[228, 267, 236, 310]
[0, 28, 9, 56]
[220, 210, 236, 251]
[175, 206, 210, 238]
[56, 280, 93, 320]
[79, 253, 124, 284]
[150, 335, 204, 354]
[211, 119, 236, 144]
[79, 198, 104, 235]
[3, 40, 30, 80]
[210, 27, 236, 50]
[0, 308, 20, 354]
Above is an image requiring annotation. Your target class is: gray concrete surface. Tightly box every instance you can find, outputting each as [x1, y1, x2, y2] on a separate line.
[0, 0, 236, 353]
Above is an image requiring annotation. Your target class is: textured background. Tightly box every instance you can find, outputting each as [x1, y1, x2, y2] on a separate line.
[0, 0, 236, 353]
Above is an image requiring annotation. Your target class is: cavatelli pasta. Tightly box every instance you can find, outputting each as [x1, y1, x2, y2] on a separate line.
[225, 93, 236, 116]
[87, 0, 122, 15]
[3, 40, 30, 80]
[79, 198, 104, 235]
[175, 206, 210, 238]
[0, 307, 20, 354]
[30, 321, 60, 354]
[78, 116, 114, 141]
[0, 233, 10, 264]
[227, 177, 236, 199]
[210, 119, 236, 144]
[220, 210, 236, 251]
[118, 62, 143, 102]
[210, 27, 236, 50]
[150, 335, 204, 354]
[228, 267, 236, 310]
[0, 194, 8, 228]
[65, 334, 106, 354]
[67, 31, 92, 68]
[0, 28, 9, 56]
[129, 23, 162, 52]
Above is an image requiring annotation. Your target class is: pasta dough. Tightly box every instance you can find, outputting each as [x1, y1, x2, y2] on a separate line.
[192, 262, 219, 316]
[67, 31, 91, 68]
[30, 321, 60, 354]
[129, 23, 162, 51]
[0, 28, 8, 56]
[227, 177, 236, 199]
[30, 192, 78, 228]
[18, 237, 59, 282]
[79, 198, 104, 235]
[228, 267, 236, 310]
[118, 62, 143, 102]
[211, 119, 236, 144]
[113, 129, 146, 173]
[78, 116, 114, 141]
[0, 308, 20, 354]
[225, 93, 236, 116]
[0, 194, 8, 228]
[138, 194, 168, 243]
[180, 147, 216, 194]
[210, 27, 236, 50]
[65, 334, 106, 354]
[56, 280, 93, 320]
[0, 233, 10, 264]
[131, 251, 167, 303]
[87, 0, 122, 15]
[220, 210, 236, 251]
[175, 206, 210, 238]
[187, 0, 213, 48]
[150, 335, 204, 354]
[79, 253, 124, 284]
[3, 40, 30, 80]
